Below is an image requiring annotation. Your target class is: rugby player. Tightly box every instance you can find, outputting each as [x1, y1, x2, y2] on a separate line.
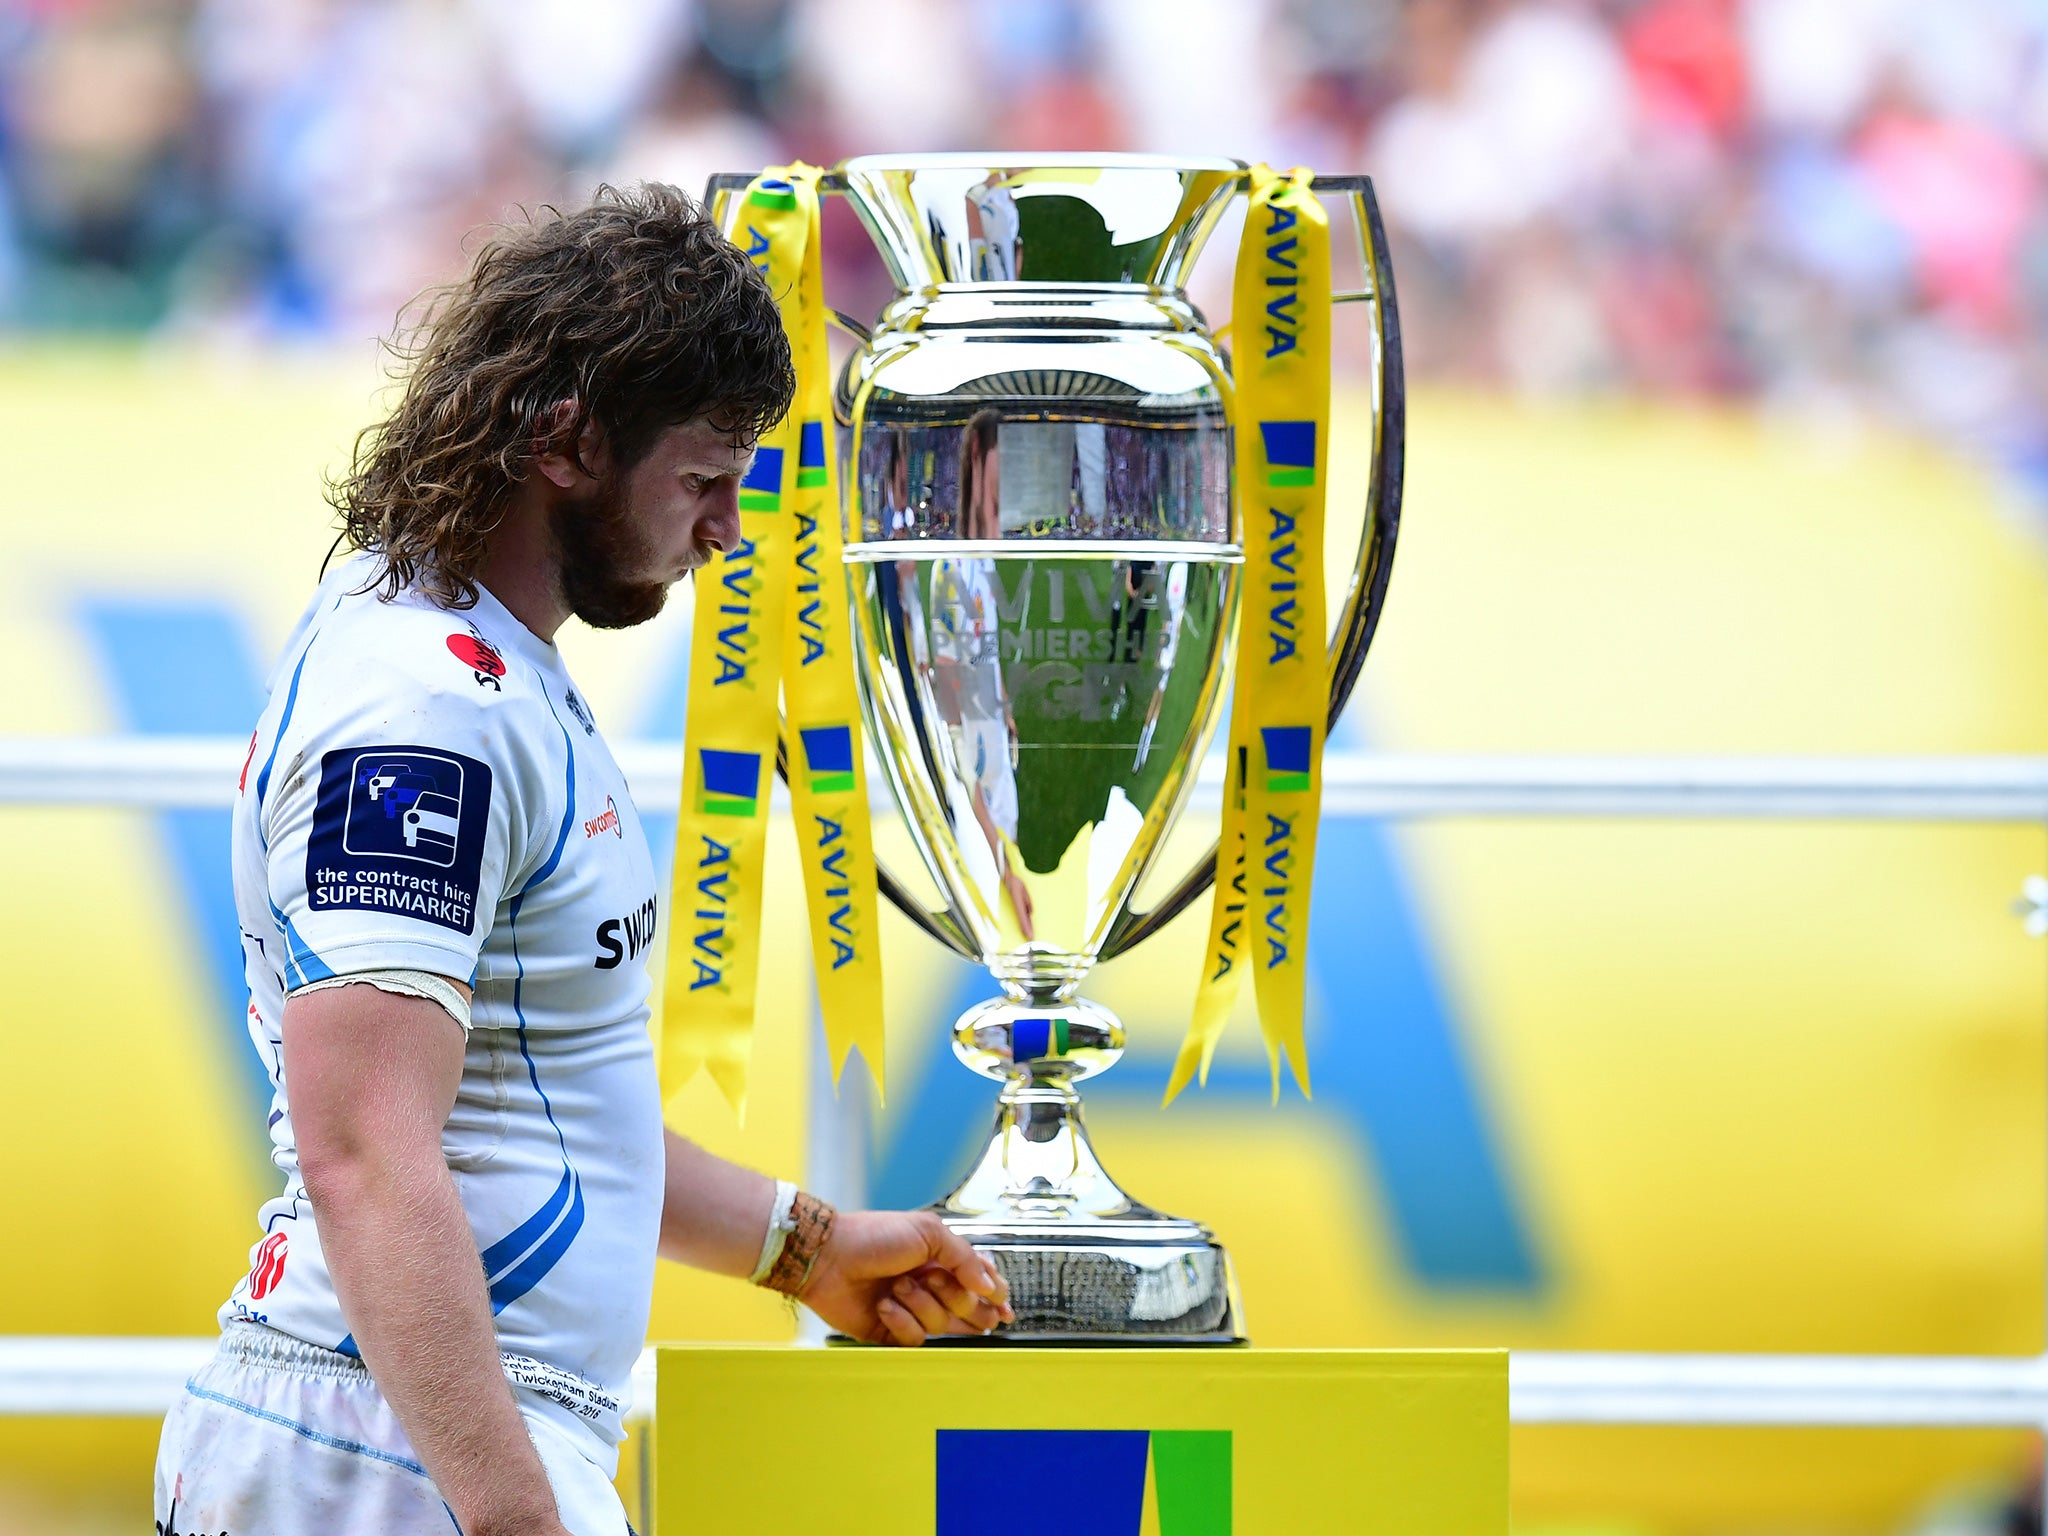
[153, 184, 1012, 1536]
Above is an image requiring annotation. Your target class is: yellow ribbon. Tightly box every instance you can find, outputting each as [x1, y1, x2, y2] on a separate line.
[1169, 165, 1331, 1103]
[778, 167, 887, 1099]
[660, 165, 885, 1120]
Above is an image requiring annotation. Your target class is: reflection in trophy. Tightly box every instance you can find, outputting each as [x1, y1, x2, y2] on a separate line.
[710, 156, 1403, 1341]
[928, 410, 1036, 942]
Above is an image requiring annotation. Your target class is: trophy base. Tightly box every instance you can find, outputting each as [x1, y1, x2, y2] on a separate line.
[923, 996, 1248, 1345]
[928, 1225, 1245, 1346]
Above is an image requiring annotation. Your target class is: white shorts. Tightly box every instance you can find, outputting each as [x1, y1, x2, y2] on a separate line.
[154, 1324, 632, 1536]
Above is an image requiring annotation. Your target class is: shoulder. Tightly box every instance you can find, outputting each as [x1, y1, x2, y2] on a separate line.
[293, 582, 552, 732]
[269, 580, 570, 832]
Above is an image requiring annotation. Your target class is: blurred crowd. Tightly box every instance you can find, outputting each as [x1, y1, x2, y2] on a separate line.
[6, 0, 2048, 500]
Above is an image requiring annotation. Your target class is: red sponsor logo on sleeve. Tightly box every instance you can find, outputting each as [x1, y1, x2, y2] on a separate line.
[248, 1231, 288, 1300]
[448, 633, 505, 679]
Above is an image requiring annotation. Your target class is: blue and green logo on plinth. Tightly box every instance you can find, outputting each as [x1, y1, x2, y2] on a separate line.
[937, 1429, 1230, 1535]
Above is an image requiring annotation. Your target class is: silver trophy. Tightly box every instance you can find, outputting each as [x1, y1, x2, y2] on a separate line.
[708, 156, 1403, 1342]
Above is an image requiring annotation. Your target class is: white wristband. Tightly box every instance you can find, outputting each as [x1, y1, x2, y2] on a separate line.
[749, 1180, 800, 1284]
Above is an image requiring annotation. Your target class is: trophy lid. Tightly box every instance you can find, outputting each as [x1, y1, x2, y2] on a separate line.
[839, 154, 1247, 292]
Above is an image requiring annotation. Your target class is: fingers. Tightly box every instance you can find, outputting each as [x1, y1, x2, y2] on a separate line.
[890, 1275, 956, 1338]
[919, 1265, 1005, 1333]
[878, 1271, 1002, 1345]
[873, 1296, 926, 1347]
[919, 1216, 1016, 1324]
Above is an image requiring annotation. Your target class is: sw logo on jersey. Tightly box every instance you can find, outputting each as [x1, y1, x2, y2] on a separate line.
[697, 749, 761, 818]
[1260, 725, 1312, 792]
[738, 447, 783, 513]
[799, 724, 856, 795]
[1260, 421, 1316, 489]
[595, 896, 658, 971]
[307, 746, 491, 934]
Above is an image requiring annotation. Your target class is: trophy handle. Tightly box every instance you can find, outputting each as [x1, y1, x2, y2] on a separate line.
[1098, 173, 1406, 959]
[704, 171, 983, 958]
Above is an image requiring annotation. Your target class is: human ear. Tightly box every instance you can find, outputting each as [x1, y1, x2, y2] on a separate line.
[529, 401, 610, 490]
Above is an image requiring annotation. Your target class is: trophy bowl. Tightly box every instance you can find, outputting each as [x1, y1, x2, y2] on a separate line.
[708, 155, 1404, 1342]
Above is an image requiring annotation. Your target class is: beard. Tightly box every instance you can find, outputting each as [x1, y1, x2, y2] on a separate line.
[549, 473, 669, 630]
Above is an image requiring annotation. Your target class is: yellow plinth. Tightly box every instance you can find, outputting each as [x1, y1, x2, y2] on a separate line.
[652, 1346, 1505, 1534]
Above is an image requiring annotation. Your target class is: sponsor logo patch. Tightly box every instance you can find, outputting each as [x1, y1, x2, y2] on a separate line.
[584, 794, 623, 839]
[306, 746, 492, 934]
[447, 631, 505, 679]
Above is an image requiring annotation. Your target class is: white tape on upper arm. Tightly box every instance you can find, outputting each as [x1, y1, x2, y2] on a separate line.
[289, 970, 474, 1034]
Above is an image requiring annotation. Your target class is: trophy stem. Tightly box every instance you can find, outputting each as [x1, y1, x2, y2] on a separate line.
[928, 995, 1245, 1345]
[936, 1073, 1142, 1224]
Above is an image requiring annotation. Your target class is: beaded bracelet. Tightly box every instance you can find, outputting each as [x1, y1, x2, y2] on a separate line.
[760, 1191, 837, 1298]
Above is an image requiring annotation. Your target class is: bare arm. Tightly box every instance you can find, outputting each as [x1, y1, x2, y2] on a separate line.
[284, 983, 568, 1536]
[656, 1131, 777, 1274]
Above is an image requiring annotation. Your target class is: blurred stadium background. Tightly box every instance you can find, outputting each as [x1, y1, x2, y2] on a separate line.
[7, 0, 2048, 1533]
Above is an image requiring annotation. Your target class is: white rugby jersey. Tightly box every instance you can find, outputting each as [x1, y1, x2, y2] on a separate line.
[223, 555, 665, 1456]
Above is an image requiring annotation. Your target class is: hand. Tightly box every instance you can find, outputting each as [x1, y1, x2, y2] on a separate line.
[1001, 867, 1036, 939]
[800, 1210, 1015, 1346]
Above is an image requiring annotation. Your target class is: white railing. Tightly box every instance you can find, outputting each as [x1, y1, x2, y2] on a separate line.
[0, 1337, 667, 1424]
[8, 1341, 2048, 1428]
[5, 736, 2047, 1430]
[9, 735, 2048, 821]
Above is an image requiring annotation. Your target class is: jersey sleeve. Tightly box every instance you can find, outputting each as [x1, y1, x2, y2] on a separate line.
[257, 647, 552, 990]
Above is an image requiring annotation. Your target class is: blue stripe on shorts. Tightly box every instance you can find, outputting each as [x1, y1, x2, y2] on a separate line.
[184, 1380, 429, 1478]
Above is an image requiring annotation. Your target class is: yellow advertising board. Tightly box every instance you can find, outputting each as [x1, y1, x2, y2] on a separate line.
[653, 1345, 1506, 1535]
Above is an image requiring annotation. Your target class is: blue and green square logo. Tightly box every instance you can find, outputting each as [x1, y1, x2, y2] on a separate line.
[697, 748, 762, 818]
[937, 1429, 1229, 1535]
[739, 447, 783, 513]
[1010, 1016, 1071, 1060]
[1259, 421, 1315, 490]
[798, 724, 856, 796]
[746, 177, 797, 212]
[798, 421, 828, 489]
[1260, 726, 1312, 793]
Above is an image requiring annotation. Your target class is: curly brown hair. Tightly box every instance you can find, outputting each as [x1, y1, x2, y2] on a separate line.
[329, 183, 795, 608]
